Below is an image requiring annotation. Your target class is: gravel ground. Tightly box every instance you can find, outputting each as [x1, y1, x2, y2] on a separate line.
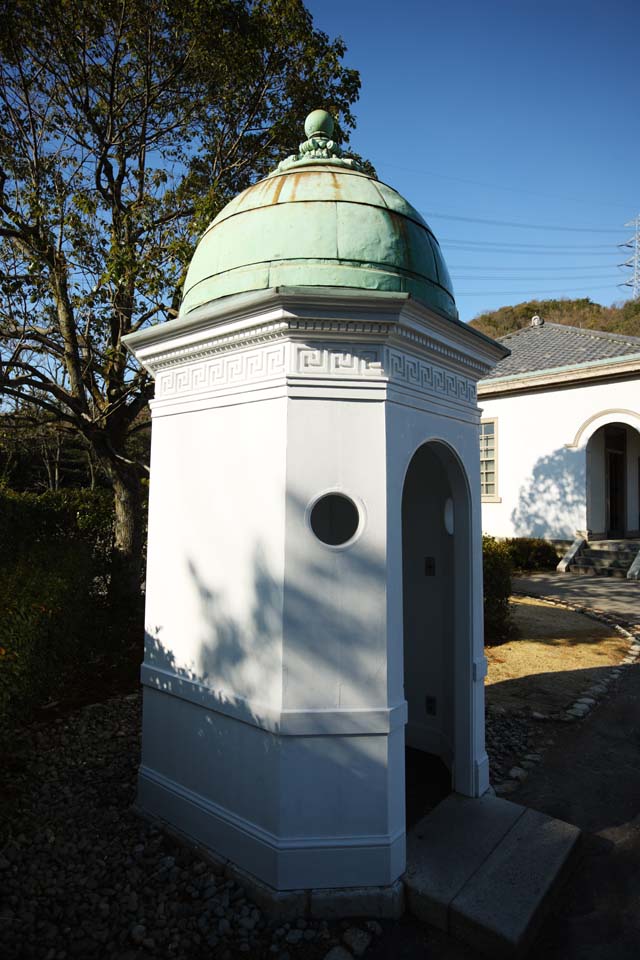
[0, 688, 559, 960]
[484, 709, 537, 783]
[0, 694, 383, 960]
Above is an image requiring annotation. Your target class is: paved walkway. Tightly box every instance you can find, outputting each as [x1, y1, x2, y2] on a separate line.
[513, 571, 640, 628]
[367, 574, 640, 960]
[518, 656, 640, 959]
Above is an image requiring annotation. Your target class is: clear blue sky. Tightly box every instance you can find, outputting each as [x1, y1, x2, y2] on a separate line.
[305, 0, 639, 322]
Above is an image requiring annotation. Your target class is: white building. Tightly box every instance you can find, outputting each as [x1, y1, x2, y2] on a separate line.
[125, 110, 507, 898]
[478, 316, 640, 550]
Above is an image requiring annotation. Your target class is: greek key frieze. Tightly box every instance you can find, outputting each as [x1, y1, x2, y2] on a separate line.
[155, 344, 287, 399]
[293, 344, 383, 377]
[388, 350, 476, 404]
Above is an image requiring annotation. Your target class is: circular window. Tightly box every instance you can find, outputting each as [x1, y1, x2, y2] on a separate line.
[310, 493, 360, 546]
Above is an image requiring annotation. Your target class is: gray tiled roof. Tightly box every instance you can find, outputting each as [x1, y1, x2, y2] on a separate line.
[483, 321, 640, 380]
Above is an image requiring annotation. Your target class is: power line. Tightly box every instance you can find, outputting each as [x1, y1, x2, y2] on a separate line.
[440, 238, 619, 253]
[376, 160, 630, 211]
[455, 283, 622, 296]
[453, 274, 619, 282]
[449, 263, 619, 272]
[424, 211, 623, 234]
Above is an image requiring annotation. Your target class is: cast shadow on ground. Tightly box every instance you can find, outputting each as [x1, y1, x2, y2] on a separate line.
[487, 663, 633, 717]
[488, 662, 640, 834]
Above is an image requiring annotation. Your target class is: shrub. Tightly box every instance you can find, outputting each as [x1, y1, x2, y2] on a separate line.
[0, 487, 140, 727]
[0, 487, 114, 585]
[482, 535, 514, 644]
[504, 537, 559, 572]
[0, 542, 96, 724]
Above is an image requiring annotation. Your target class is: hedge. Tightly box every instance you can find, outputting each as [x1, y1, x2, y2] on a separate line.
[504, 537, 559, 572]
[0, 543, 97, 722]
[0, 488, 119, 725]
[0, 486, 114, 572]
[482, 535, 513, 644]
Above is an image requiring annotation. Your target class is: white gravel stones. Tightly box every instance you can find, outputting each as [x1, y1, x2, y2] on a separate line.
[567, 703, 590, 718]
[494, 781, 519, 796]
[508, 766, 528, 782]
[323, 947, 354, 960]
[0, 695, 351, 960]
[130, 923, 146, 944]
[342, 925, 372, 956]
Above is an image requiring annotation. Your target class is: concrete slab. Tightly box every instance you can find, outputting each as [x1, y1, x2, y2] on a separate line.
[404, 793, 580, 958]
[404, 793, 525, 929]
[449, 808, 580, 958]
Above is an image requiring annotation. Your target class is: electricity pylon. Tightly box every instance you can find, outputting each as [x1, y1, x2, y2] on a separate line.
[619, 214, 640, 299]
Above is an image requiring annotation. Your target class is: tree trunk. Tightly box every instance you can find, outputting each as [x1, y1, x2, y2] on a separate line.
[99, 454, 145, 608]
[87, 450, 96, 490]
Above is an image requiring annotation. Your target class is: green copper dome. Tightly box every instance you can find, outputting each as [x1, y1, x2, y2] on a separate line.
[179, 111, 457, 321]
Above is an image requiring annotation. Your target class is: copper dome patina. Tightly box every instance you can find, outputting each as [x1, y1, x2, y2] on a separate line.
[180, 111, 457, 320]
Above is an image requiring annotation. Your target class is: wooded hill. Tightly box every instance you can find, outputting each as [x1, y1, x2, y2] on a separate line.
[469, 298, 640, 340]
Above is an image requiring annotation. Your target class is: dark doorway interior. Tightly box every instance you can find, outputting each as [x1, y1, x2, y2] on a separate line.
[605, 426, 626, 538]
[402, 444, 454, 766]
[405, 747, 451, 828]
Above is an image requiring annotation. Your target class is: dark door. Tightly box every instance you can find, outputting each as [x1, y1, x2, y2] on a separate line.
[605, 426, 626, 538]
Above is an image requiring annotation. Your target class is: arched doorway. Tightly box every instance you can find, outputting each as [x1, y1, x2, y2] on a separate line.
[586, 421, 640, 538]
[401, 441, 472, 824]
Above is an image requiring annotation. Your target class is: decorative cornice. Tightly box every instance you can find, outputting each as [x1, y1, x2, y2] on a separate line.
[124, 288, 497, 413]
[128, 314, 489, 387]
[151, 338, 477, 410]
[146, 321, 290, 373]
[394, 324, 488, 377]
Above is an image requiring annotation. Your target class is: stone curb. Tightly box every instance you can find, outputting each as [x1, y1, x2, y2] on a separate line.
[492, 592, 640, 797]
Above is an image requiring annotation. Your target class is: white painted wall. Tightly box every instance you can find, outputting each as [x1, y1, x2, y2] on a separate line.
[145, 395, 287, 708]
[126, 289, 502, 892]
[479, 378, 640, 539]
[282, 395, 388, 712]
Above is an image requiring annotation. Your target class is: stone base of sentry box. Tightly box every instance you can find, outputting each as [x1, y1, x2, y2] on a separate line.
[133, 804, 405, 922]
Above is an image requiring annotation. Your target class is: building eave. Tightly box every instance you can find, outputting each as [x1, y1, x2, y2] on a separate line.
[478, 352, 640, 398]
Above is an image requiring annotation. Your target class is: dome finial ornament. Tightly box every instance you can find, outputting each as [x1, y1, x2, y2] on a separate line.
[304, 109, 334, 139]
[276, 109, 362, 173]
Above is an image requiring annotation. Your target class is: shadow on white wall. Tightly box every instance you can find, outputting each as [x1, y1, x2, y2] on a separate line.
[511, 447, 586, 539]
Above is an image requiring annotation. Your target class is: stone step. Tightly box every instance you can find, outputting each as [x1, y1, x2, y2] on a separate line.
[570, 563, 628, 578]
[568, 541, 640, 577]
[404, 793, 580, 958]
[581, 549, 637, 563]
[588, 539, 640, 552]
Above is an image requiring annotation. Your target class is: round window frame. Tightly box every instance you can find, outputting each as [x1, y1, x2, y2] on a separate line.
[305, 489, 366, 550]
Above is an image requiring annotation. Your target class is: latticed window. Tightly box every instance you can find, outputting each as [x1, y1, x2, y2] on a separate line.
[480, 420, 497, 498]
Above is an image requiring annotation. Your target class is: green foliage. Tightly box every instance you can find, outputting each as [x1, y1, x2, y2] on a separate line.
[0, 487, 114, 573]
[504, 537, 559, 572]
[470, 297, 640, 340]
[482, 535, 514, 645]
[0, 544, 96, 724]
[0, 487, 136, 725]
[0, 0, 361, 601]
